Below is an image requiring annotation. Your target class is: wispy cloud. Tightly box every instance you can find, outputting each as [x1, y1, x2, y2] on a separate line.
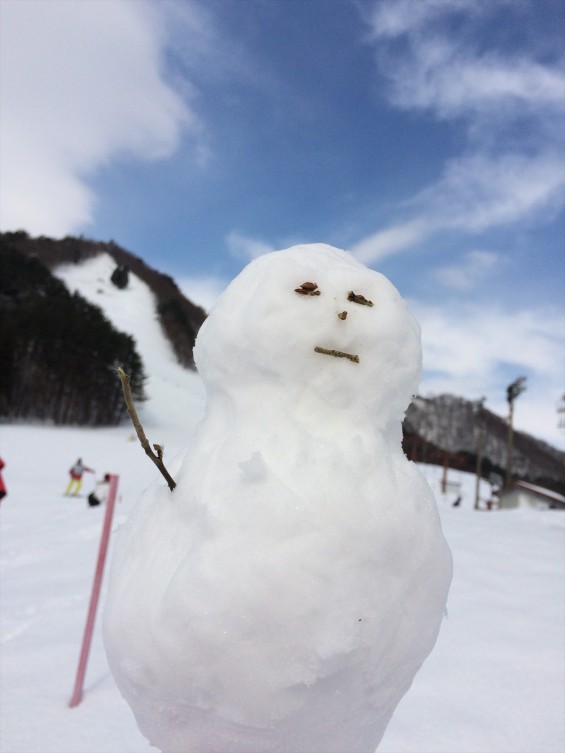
[178, 275, 228, 313]
[410, 153, 565, 231]
[353, 0, 565, 263]
[415, 304, 561, 381]
[352, 151, 565, 262]
[367, 0, 482, 40]
[371, 21, 565, 120]
[0, 0, 208, 236]
[434, 249, 499, 291]
[413, 300, 565, 444]
[351, 218, 430, 264]
[225, 230, 276, 261]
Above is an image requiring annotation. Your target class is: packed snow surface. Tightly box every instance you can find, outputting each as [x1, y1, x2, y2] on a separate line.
[102, 244, 452, 753]
[1, 426, 564, 753]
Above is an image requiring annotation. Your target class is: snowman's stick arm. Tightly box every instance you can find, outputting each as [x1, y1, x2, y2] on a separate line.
[117, 368, 177, 492]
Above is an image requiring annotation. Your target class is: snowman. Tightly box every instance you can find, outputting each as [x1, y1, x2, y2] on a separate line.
[103, 244, 452, 753]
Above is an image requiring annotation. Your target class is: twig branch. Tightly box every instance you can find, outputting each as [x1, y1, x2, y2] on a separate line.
[117, 368, 176, 491]
[314, 346, 359, 363]
[347, 291, 373, 307]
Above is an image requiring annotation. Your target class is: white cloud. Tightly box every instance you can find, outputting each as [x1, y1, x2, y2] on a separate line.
[412, 300, 565, 447]
[352, 1, 565, 264]
[415, 152, 565, 231]
[369, 0, 482, 41]
[178, 274, 228, 313]
[225, 230, 276, 261]
[0, 0, 205, 236]
[352, 151, 565, 263]
[434, 249, 499, 291]
[351, 218, 431, 264]
[371, 31, 565, 120]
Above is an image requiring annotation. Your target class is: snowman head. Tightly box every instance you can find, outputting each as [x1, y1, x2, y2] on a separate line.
[194, 244, 421, 425]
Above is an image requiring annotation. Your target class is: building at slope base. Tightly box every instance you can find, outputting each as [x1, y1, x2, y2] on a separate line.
[499, 481, 565, 510]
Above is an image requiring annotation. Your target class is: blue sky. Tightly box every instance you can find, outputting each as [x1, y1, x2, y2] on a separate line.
[1, 0, 564, 446]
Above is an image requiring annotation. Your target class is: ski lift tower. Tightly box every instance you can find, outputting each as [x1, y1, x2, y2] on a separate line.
[505, 376, 527, 489]
[474, 397, 486, 510]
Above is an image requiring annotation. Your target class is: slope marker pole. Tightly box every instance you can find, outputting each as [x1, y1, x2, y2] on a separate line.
[68, 474, 119, 708]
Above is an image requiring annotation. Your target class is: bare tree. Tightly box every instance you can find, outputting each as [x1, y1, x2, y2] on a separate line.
[117, 368, 176, 492]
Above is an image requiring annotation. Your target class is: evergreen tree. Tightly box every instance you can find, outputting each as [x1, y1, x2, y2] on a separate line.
[0, 244, 146, 425]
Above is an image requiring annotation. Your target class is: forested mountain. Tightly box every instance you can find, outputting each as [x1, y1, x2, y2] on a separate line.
[404, 395, 564, 494]
[0, 244, 145, 425]
[0, 230, 207, 368]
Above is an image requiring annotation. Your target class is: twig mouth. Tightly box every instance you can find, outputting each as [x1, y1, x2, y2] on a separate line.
[314, 346, 359, 363]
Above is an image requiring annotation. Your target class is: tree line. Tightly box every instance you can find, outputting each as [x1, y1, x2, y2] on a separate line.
[0, 243, 146, 425]
[0, 230, 207, 369]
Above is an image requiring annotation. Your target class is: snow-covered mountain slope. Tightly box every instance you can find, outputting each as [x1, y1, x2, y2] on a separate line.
[55, 253, 206, 454]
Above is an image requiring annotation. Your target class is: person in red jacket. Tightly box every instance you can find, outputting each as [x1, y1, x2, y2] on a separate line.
[65, 458, 94, 497]
[0, 458, 6, 502]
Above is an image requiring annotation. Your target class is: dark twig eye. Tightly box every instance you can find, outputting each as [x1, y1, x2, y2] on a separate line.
[295, 281, 321, 296]
[347, 291, 373, 307]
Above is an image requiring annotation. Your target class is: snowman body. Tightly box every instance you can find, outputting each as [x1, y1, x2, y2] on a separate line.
[103, 244, 452, 753]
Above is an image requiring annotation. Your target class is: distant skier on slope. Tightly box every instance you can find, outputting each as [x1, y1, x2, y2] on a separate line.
[0, 457, 6, 502]
[88, 474, 111, 507]
[65, 458, 94, 497]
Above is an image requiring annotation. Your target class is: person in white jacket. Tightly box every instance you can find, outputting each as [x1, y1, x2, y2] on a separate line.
[88, 473, 111, 507]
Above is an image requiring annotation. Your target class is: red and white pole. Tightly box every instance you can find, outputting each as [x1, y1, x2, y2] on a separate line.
[68, 474, 119, 708]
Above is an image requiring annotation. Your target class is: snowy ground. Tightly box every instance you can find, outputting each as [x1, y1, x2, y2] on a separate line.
[1, 255, 563, 752]
[1, 424, 563, 753]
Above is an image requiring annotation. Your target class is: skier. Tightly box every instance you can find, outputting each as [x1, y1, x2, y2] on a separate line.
[0, 457, 6, 502]
[65, 458, 94, 497]
[88, 474, 111, 507]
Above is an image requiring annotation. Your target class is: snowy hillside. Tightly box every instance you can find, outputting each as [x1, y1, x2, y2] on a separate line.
[405, 394, 565, 493]
[1, 257, 564, 753]
[55, 253, 206, 453]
